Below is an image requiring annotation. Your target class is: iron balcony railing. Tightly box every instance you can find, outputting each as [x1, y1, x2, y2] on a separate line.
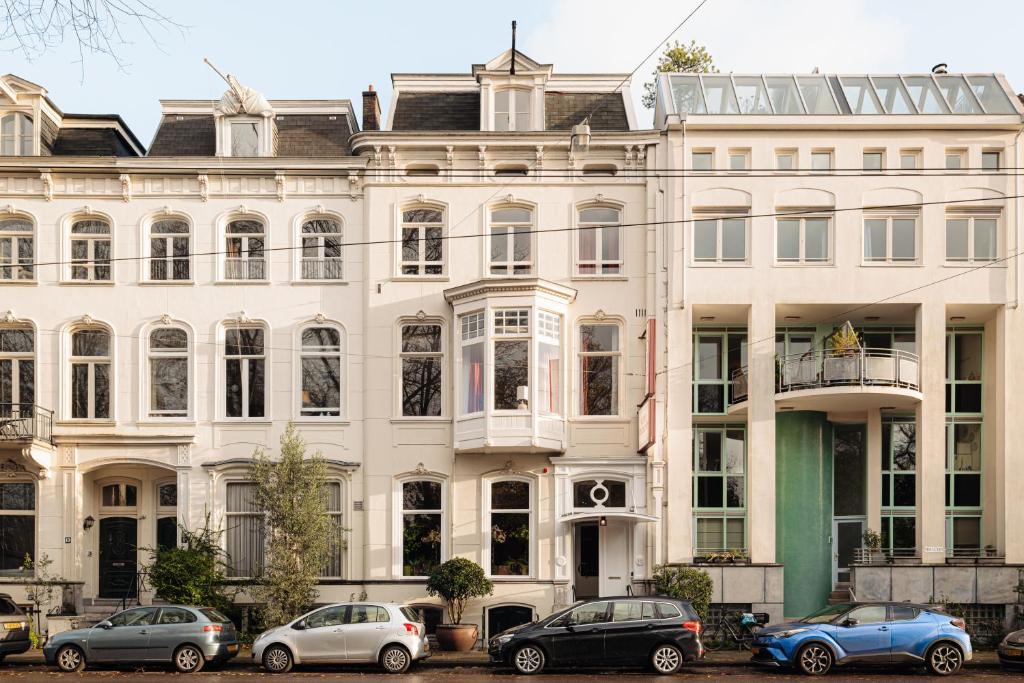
[0, 404, 54, 444]
[301, 257, 344, 280]
[224, 257, 266, 280]
[729, 348, 921, 405]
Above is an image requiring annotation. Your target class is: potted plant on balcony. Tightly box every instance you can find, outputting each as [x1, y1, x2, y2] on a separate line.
[824, 322, 862, 383]
[426, 558, 493, 651]
[861, 528, 883, 564]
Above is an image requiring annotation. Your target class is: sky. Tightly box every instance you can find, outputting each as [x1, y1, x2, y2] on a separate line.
[3, 0, 1023, 146]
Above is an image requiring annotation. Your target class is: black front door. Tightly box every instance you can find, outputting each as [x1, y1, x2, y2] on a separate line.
[99, 517, 138, 598]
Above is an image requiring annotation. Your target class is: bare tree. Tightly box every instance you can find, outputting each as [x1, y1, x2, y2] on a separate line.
[0, 1, 183, 75]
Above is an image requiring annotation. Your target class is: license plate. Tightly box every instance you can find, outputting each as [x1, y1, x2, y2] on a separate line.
[227, 644, 239, 653]
[3, 623, 22, 630]
[1004, 648, 1023, 657]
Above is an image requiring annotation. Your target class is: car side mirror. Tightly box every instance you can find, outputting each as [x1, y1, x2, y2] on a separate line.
[291, 620, 306, 631]
[841, 618, 859, 627]
[97, 621, 112, 630]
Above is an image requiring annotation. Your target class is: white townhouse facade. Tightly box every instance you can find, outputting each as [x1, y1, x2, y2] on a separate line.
[2, 56, 1024, 639]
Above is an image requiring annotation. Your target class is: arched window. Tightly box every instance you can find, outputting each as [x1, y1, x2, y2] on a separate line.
[400, 321, 443, 417]
[300, 216, 343, 280]
[70, 327, 111, 419]
[147, 327, 189, 418]
[400, 206, 444, 276]
[578, 322, 621, 416]
[70, 218, 112, 282]
[490, 206, 533, 276]
[0, 217, 34, 281]
[0, 113, 33, 156]
[0, 326, 34, 412]
[577, 206, 622, 276]
[572, 479, 627, 509]
[494, 88, 531, 132]
[101, 481, 137, 509]
[298, 325, 343, 418]
[148, 218, 191, 281]
[400, 479, 444, 577]
[223, 323, 265, 419]
[224, 218, 266, 281]
[488, 479, 531, 576]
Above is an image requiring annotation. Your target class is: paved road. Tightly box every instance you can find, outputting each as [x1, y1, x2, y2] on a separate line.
[0, 662, 1020, 681]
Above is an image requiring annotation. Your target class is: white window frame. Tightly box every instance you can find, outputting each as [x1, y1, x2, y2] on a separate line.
[220, 321, 269, 421]
[576, 319, 624, 418]
[398, 319, 446, 419]
[862, 149, 885, 171]
[98, 478, 140, 513]
[0, 215, 35, 282]
[219, 213, 268, 282]
[142, 213, 192, 284]
[321, 480, 347, 578]
[482, 475, 535, 579]
[945, 148, 966, 170]
[295, 322, 345, 420]
[398, 203, 446, 278]
[394, 475, 447, 579]
[862, 212, 919, 264]
[144, 323, 193, 421]
[775, 215, 833, 264]
[492, 308, 532, 413]
[493, 87, 532, 132]
[489, 205, 534, 277]
[0, 324, 35, 407]
[692, 214, 748, 264]
[65, 215, 113, 283]
[296, 213, 344, 282]
[945, 213, 1000, 264]
[459, 311, 486, 417]
[575, 203, 623, 277]
[727, 149, 750, 172]
[775, 149, 797, 170]
[0, 477, 36, 576]
[224, 480, 263, 578]
[981, 149, 1001, 172]
[810, 149, 833, 172]
[0, 112, 35, 156]
[218, 116, 272, 158]
[67, 324, 114, 421]
[899, 149, 921, 170]
[691, 150, 714, 171]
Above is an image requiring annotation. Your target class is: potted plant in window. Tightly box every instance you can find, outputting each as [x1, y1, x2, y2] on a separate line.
[426, 558, 493, 651]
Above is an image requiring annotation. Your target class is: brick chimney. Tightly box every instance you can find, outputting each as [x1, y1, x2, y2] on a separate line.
[362, 85, 381, 131]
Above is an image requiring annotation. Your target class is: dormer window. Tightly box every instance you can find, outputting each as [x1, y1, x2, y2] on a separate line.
[495, 88, 531, 132]
[230, 120, 260, 157]
[216, 116, 273, 157]
[0, 113, 33, 156]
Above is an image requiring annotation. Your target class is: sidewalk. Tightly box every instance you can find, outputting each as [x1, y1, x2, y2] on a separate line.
[4, 647, 1003, 669]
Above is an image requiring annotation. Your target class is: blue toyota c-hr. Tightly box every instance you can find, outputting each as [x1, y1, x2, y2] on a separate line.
[751, 602, 971, 676]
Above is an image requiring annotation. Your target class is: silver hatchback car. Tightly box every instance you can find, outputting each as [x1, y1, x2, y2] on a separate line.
[253, 602, 430, 674]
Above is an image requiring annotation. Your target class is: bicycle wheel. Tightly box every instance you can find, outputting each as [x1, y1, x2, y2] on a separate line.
[703, 621, 729, 651]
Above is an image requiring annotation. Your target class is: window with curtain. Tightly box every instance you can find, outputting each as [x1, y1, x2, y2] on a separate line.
[0, 218, 34, 281]
[70, 328, 111, 419]
[0, 113, 33, 156]
[460, 312, 485, 415]
[863, 214, 917, 263]
[537, 312, 561, 415]
[490, 207, 533, 276]
[301, 217, 343, 280]
[148, 327, 189, 418]
[489, 480, 530, 576]
[226, 482, 263, 577]
[577, 206, 622, 275]
[70, 218, 112, 281]
[0, 481, 34, 575]
[400, 207, 444, 276]
[401, 324, 443, 417]
[578, 323, 620, 416]
[225, 219, 266, 280]
[321, 482, 345, 577]
[224, 326, 265, 419]
[0, 327, 34, 413]
[149, 218, 190, 281]
[693, 426, 746, 555]
[299, 326, 342, 418]
[401, 480, 442, 577]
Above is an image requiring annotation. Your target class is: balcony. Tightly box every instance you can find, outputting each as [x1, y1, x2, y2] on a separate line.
[224, 257, 266, 280]
[0, 404, 54, 445]
[730, 348, 922, 412]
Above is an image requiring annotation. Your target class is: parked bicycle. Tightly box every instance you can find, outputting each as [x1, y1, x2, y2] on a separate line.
[703, 611, 765, 651]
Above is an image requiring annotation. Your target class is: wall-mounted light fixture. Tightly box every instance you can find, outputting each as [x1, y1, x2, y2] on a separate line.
[83, 516, 95, 531]
[599, 516, 607, 527]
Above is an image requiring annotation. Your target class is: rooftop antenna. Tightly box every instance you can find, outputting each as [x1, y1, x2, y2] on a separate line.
[510, 20, 517, 75]
[203, 58, 231, 86]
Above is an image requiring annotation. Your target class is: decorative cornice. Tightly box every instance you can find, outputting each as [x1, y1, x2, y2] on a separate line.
[443, 277, 578, 305]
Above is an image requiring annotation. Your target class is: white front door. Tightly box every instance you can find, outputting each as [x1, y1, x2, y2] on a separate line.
[600, 520, 631, 596]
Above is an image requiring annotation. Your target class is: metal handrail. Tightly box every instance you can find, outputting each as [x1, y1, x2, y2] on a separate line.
[853, 547, 920, 564]
[0, 403, 54, 444]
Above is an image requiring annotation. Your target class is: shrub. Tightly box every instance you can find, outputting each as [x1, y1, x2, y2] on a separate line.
[651, 565, 714, 620]
[425, 558, 493, 624]
[145, 515, 234, 612]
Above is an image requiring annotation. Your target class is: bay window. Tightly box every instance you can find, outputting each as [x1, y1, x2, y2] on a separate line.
[776, 216, 830, 263]
[537, 312, 561, 415]
[693, 426, 746, 555]
[490, 207, 533, 276]
[70, 328, 111, 419]
[401, 323, 443, 417]
[493, 309, 530, 410]
[298, 326, 343, 418]
[460, 312, 485, 415]
[578, 323, 620, 416]
[401, 480, 443, 577]
[0, 481, 34, 575]
[946, 214, 998, 263]
[400, 207, 444, 276]
[864, 214, 917, 263]
[70, 218, 112, 282]
[0, 218, 34, 281]
[224, 325, 265, 419]
[489, 480, 531, 576]
[577, 206, 622, 275]
[147, 327, 189, 418]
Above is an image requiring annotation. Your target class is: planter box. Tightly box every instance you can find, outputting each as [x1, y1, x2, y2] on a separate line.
[46, 616, 81, 638]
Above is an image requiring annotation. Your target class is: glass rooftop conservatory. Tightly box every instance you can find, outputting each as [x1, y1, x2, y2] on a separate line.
[668, 73, 1017, 115]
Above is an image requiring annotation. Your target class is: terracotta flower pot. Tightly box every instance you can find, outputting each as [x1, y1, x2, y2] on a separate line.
[435, 624, 478, 652]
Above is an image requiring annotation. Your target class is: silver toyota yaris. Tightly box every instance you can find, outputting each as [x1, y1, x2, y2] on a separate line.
[252, 602, 430, 674]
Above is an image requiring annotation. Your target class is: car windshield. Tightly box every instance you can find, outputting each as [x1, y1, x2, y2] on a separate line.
[800, 603, 852, 624]
[199, 608, 229, 623]
[0, 597, 22, 615]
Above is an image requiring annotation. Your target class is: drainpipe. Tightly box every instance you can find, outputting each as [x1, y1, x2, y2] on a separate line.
[1011, 120, 1023, 309]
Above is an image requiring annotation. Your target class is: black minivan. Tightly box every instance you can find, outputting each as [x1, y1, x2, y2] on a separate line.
[0, 594, 31, 663]
[489, 597, 702, 675]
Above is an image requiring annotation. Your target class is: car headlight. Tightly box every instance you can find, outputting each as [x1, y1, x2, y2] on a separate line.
[254, 631, 269, 642]
[774, 628, 809, 638]
[495, 634, 514, 645]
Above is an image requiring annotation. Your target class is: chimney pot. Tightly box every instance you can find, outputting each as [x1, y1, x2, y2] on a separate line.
[362, 85, 381, 131]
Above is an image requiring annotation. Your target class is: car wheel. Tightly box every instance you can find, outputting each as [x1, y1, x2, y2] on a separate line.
[55, 644, 86, 673]
[926, 642, 963, 676]
[512, 644, 545, 675]
[173, 644, 205, 673]
[797, 642, 833, 676]
[650, 643, 684, 674]
[262, 644, 293, 674]
[380, 644, 411, 674]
